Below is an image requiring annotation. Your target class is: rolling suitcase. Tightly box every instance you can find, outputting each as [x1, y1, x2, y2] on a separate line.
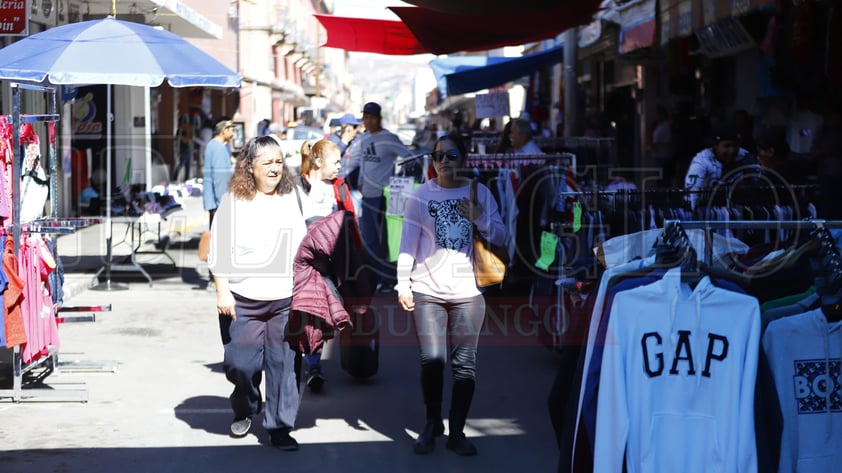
[339, 308, 379, 379]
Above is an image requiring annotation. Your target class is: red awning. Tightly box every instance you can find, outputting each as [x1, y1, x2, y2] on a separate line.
[390, 4, 603, 55]
[400, 0, 573, 15]
[313, 14, 428, 55]
[316, 2, 603, 56]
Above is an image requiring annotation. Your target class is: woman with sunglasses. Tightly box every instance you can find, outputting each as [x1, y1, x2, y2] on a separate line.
[208, 136, 307, 451]
[396, 133, 506, 456]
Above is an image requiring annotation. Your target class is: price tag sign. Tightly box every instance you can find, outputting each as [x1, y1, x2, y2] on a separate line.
[387, 177, 415, 217]
[474, 92, 510, 119]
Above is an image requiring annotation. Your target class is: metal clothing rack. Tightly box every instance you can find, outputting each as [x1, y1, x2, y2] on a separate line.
[465, 152, 576, 167]
[0, 84, 111, 403]
[664, 219, 842, 266]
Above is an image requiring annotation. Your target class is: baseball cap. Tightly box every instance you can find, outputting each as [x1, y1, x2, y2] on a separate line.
[712, 123, 739, 143]
[215, 119, 234, 133]
[338, 113, 360, 126]
[362, 102, 381, 117]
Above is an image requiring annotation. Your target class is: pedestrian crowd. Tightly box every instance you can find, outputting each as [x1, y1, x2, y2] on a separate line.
[206, 102, 505, 457]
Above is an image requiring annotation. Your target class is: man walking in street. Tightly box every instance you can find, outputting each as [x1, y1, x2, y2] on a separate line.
[203, 118, 235, 227]
[347, 102, 410, 291]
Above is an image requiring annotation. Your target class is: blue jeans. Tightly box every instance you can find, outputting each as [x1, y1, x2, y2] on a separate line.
[359, 195, 393, 285]
[412, 293, 486, 381]
[305, 353, 321, 370]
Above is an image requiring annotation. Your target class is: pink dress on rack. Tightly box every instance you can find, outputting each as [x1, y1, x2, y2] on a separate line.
[19, 235, 58, 363]
[3, 237, 25, 348]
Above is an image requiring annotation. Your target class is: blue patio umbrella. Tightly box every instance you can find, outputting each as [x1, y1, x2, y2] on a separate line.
[0, 17, 241, 290]
[0, 16, 240, 88]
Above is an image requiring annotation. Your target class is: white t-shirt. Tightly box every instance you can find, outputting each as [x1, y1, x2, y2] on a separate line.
[308, 179, 337, 217]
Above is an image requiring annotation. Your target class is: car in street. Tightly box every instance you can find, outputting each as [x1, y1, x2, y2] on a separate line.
[280, 125, 325, 171]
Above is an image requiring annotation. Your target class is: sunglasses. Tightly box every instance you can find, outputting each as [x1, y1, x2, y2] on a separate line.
[431, 149, 461, 162]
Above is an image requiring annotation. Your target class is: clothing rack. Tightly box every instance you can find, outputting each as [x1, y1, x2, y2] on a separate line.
[0, 84, 111, 403]
[466, 152, 575, 167]
[664, 219, 842, 267]
[393, 152, 430, 167]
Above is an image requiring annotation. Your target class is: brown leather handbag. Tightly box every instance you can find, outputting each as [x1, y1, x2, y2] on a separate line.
[470, 179, 508, 287]
[198, 231, 211, 262]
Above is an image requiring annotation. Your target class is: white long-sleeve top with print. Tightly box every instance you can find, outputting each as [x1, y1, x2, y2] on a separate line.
[762, 308, 842, 473]
[683, 147, 755, 191]
[208, 191, 307, 301]
[593, 267, 760, 473]
[396, 179, 506, 299]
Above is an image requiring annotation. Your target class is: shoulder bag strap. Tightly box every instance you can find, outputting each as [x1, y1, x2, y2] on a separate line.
[470, 179, 480, 239]
[293, 185, 303, 216]
[338, 181, 347, 205]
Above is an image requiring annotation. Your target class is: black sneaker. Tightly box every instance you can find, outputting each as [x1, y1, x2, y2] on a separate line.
[271, 431, 299, 451]
[446, 433, 477, 456]
[306, 367, 325, 393]
[230, 417, 252, 438]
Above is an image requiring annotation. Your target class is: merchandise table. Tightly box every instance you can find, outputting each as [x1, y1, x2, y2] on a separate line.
[92, 206, 181, 286]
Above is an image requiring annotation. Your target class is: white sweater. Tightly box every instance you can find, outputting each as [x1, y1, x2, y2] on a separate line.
[208, 191, 307, 301]
[396, 179, 506, 298]
[594, 267, 760, 473]
[762, 309, 842, 473]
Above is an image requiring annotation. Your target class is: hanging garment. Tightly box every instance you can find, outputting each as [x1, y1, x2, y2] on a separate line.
[593, 267, 761, 473]
[19, 143, 48, 223]
[762, 309, 842, 473]
[0, 258, 7, 346]
[19, 235, 58, 363]
[3, 237, 25, 348]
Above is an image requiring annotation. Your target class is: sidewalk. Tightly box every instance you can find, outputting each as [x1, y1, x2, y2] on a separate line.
[1, 195, 563, 473]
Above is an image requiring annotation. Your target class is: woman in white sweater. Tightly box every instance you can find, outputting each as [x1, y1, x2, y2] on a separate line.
[397, 133, 506, 456]
[209, 136, 307, 451]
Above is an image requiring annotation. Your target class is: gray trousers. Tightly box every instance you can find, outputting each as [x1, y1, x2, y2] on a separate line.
[223, 294, 300, 433]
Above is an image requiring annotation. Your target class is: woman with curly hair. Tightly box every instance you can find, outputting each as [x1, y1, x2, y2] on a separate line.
[208, 135, 308, 451]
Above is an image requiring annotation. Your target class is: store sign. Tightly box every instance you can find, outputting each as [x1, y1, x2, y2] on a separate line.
[474, 92, 510, 119]
[660, 0, 700, 45]
[0, 0, 28, 36]
[695, 18, 755, 58]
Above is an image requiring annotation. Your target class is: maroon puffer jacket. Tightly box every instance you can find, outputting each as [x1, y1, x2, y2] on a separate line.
[288, 210, 357, 354]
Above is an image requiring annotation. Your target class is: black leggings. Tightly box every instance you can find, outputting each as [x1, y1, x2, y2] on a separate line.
[412, 292, 486, 380]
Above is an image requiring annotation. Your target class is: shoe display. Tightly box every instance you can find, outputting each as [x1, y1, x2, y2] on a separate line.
[306, 366, 325, 393]
[445, 432, 477, 456]
[271, 430, 299, 451]
[413, 419, 445, 454]
[230, 417, 252, 437]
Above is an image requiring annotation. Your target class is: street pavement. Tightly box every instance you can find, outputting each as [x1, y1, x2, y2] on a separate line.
[0, 191, 563, 473]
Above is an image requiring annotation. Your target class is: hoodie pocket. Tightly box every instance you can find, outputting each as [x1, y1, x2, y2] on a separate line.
[641, 414, 723, 473]
[797, 455, 838, 473]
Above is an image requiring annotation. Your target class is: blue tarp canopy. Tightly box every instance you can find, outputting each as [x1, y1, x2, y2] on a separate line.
[430, 44, 565, 97]
[429, 56, 510, 97]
